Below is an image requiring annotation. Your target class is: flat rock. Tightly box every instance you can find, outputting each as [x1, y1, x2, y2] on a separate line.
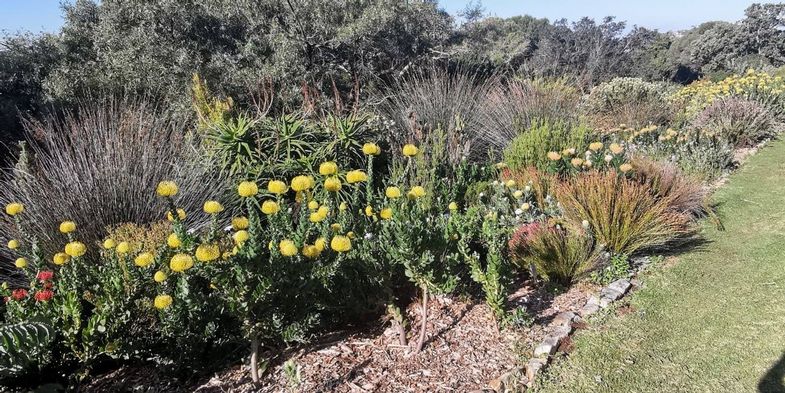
[607, 278, 631, 296]
[552, 311, 576, 326]
[550, 325, 572, 340]
[581, 296, 601, 316]
[525, 358, 547, 386]
[599, 287, 623, 301]
[533, 335, 560, 357]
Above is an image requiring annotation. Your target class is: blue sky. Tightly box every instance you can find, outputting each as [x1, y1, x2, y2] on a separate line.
[0, 0, 778, 34]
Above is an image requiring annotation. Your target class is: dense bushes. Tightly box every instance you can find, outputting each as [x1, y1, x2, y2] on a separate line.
[691, 97, 774, 147]
[502, 120, 593, 171]
[584, 77, 677, 130]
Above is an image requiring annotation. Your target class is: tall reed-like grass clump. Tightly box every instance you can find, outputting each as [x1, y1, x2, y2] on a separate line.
[556, 171, 694, 255]
[629, 156, 708, 218]
[0, 99, 223, 275]
[690, 97, 774, 148]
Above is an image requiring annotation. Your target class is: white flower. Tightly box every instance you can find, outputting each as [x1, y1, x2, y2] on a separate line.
[604, 154, 613, 163]
[479, 192, 485, 198]
[364, 233, 373, 240]
[515, 209, 523, 215]
[524, 186, 531, 192]
[187, 228, 196, 234]
[582, 220, 590, 229]
[493, 180, 499, 186]
[224, 225, 233, 232]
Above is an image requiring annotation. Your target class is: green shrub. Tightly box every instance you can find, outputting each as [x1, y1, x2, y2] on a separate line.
[556, 171, 694, 256]
[585, 77, 677, 130]
[502, 119, 593, 171]
[590, 253, 630, 285]
[0, 322, 54, 378]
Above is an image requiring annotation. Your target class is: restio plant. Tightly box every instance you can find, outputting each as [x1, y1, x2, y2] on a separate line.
[690, 96, 774, 148]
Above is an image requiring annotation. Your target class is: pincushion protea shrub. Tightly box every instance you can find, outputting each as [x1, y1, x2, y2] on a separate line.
[556, 171, 695, 256]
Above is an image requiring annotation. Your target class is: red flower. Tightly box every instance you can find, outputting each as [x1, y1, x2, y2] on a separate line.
[34, 290, 53, 302]
[37, 271, 54, 281]
[11, 288, 28, 300]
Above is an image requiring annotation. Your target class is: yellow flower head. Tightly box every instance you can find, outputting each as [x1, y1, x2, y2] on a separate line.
[385, 187, 402, 199]
[362, 143, 381, 155]
[167, 208, 186, 222]
[103, 238, 117, 249]
[169, 253, 194, 272]
[232, 216, 249, 230]
[347, 231, 355, 239]
[331, 223, 342, 232]
[319, 161, 338, 176]
[521, 203, 530, 211]
[134, 252, 155, 267]
[314, 237, 327, 252]
[59, 221, 77, 234]
[5, 203, 24, 216]
[402, 144, 419, 157]
[364, 205, 374, 217]
[513, 190, 523, 198]
[346, 170, 368, 184]
[154, 270, 167, 283]
[279, 239, 298, 256]
[233, 230, 249, 245]
[380, 208, 393, 220]
[324, 177, 342, 192]
[261, 200, 280, 215]
[609, 143, 624, 155]
[448, 202, 458, 211]
[309, 211, 327, 223]
[156, 181, 179, 197]
[116, 241, 131, 254]
[505, 180, 516, 188]
[407, 186, 426, 200]
[291, 175, 314, 192]
[237, 181, 259, 197]
[154, 294, 173, 310]
[495, 162, 508, 169]
[65, 241, 87, 257]
[7, 239, 19, 250]
[571, 158, 584, 168]
[330, 236, 352, 252]
[302, 244, 321, 259]
[589, 142, 603, 152]
[619, 163, 633, 173]
[15, 258, 27, 269]
[167, 233, 181, 248]
[195, 243, 220, 262]
[267, 180, 289, 195]
[203, 201, 224, 215]
[547, 151, 562, 161]
[339, 202, 348, 211]
[308, 200, 319, 210]
[53, 252, 70, 265]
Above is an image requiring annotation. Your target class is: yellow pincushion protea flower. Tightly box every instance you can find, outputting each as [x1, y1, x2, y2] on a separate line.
[619, 163, 633, 173]
[154, 270, 167, 283]
[116, 241, 131, 254]
[5, 203, 24, 216]
[407, 186, 426, 200]
[314, 237, 326, 252]
[291, 175, 314, 192]
[103, 238, 117, 249]
[302, 244, 321, 259]
[167, 233, 181, 248]
[169, 253, 193, 272]
[309, 211, 327, 223]
[134, 252, 154, 267]
[203, 200, 224, 214]
[267, 180, 288, 195]
[324, 177, 342, 192]
[14, 258, 27, 268]
[7, 239, 19, 250]
[279, 239, 298, 256]
[319, 161, 338, 176]
[589, 142, 603, 151]
[339, 202, 348, 211]
[330, 236, 352, 252]
[167, 208, 186, 222]
[513, 190, 523, 198]
[546, 151, 562, 161]
[233, 230, 249, 245]
[232, 216, 249, 230]
[385, 187, 402, 199]
[571, 158, 584, 167]
[308, 200, 319, 210]
[195, 244, 220, 262]
[380, 207, 393, 220]
[505, 180, 516, 188]
[521, 203, 530, 211]
[346, 170, 368, 184]
[364, 206, 374, 217]
[64, 241, 87, 257]
[59, 221, 76, 234]
[362, 143, 380, 155]
[154, 294, 173, 310]
[402, 144, 418, 157]
[609, 143, 624, 155]
[261, 200, 280, 215]
[53, 252, 70, 265]
[237, 181, 259, 197]
[156, 181, 178, 197]
[448, 202, 458, 211]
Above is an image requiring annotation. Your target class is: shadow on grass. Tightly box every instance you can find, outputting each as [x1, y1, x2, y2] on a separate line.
[758, 351, 785, 393]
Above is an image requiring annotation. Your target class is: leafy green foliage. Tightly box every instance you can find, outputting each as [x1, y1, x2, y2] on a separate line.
[502, 119, 593, 171]
[0, 322, 55, 377]
[590, 253, 630, 285]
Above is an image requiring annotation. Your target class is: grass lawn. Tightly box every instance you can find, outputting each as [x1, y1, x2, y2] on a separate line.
[536, 138, 785, 393]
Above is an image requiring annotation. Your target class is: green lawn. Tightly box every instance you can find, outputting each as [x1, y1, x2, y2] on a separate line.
[536, 138, 785, 393]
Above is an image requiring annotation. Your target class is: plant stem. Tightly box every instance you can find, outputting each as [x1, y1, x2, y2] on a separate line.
[250, 336, 260, 383]
[415, 285, 428, 353]
[395, 319, 408, 347]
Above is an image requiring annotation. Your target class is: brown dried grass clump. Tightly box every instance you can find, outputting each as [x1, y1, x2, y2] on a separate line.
[629, 156, 708, 218]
